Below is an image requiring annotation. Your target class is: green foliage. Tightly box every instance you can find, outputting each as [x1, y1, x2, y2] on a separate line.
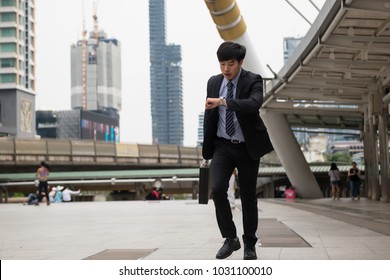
[172, 194, 191, 200]
[325, 151, 351, 164]
[10, 192, 25, 197]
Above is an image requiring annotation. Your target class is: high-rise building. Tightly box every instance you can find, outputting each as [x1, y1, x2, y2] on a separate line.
[70, 30, 121, 119]
[149, 0, 183, 145]
[283, 36, 309, 144]
[283, 36, 302, 63]
[36, 14, 122, 142]
[197, 112, 204, 147]
[0, 0, 36, 138]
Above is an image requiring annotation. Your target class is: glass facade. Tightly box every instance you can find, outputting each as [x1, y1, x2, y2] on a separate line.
[197, 112, 204, 147]
[0, 0, 35, 91]
[0, 0, 36, 139]
[283, 37, 302, 63]
[149, 0, 183, 145]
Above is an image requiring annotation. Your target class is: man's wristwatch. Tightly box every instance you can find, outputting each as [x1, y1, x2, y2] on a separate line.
[219, 96, 226, 107]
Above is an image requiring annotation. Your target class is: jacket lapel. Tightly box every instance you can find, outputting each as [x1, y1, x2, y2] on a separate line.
[212, 75, 224, 98]
[236, 69, 247, 99]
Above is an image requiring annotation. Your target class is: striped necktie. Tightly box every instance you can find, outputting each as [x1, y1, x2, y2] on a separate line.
[226, 82, 235, 137]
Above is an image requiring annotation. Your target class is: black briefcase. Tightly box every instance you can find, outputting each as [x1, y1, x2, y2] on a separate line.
[198, 165, 210, 204]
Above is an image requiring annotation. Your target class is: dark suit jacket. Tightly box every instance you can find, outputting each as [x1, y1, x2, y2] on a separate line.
[202, 69, 274, 161]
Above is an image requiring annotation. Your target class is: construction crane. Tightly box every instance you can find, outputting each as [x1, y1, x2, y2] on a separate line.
[80, 0, 99, 111]
[81, 0, 87, 110]
[81, 0, 99, 111]
[93, 1, 99, 42]
[92, 0, 99, 111]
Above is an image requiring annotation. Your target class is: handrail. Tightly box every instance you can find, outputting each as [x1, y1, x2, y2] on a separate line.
[0, 137, 203, 167]
[0, 137, 280, 167]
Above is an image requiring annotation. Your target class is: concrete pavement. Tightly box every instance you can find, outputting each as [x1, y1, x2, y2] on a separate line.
[1, 198, 390, 260]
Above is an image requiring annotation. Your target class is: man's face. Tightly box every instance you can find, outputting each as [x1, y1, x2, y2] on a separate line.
[219, 59, 243, 81]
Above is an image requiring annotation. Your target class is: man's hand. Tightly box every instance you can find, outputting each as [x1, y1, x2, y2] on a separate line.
[205, 98, 220, 109]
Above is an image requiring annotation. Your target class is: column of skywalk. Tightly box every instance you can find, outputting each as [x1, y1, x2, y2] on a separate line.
[379, 86, 390, 202]
[364, 105, 380, 201]
[364, 92, 390, 202]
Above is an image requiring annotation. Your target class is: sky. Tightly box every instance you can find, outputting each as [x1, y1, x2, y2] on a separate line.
[34, 0, 325, 146]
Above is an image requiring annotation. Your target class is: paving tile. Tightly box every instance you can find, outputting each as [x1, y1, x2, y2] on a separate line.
[1, 199, 390, 260]
[84, 249, 157, 260]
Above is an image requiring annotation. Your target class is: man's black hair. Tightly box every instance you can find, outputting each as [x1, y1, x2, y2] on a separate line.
[217, 41, 246, 62]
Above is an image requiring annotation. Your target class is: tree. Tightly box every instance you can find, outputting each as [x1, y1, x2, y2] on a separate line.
[325, 151, 351, 164]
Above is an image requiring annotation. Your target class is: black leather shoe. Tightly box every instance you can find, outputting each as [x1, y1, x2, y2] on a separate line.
[216, 238, 241, 259]
[243, 244, 257, 260]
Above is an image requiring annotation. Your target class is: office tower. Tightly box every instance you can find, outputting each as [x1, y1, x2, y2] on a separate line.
[149, 0, 183, 145]
[0, 0, 36, 138]
[283, 36, 310, 145]
[70, 30, 121, 119]
[197, 112, 204, 147]
[283, 36, 302, 63]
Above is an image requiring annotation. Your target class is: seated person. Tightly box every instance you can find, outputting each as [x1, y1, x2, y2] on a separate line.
[24, 192, 38, 206]
[62, 186, 80, 202]
[53, 186, 64, 203]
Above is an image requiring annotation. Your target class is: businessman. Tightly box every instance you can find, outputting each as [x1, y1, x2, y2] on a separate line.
[203, 41, 273, 260]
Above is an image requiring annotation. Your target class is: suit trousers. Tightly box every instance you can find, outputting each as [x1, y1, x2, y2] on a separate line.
[210, 138, 260, 246]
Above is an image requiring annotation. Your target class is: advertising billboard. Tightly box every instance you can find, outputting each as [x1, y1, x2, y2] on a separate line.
[81, 111, 119, 142]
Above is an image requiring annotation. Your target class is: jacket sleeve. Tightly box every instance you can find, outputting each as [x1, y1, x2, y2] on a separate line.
[226, 73, 263, 113]
[202, 76, 220, 160]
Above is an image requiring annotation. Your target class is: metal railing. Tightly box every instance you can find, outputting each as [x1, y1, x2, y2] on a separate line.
[0, 137, 203, 167]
